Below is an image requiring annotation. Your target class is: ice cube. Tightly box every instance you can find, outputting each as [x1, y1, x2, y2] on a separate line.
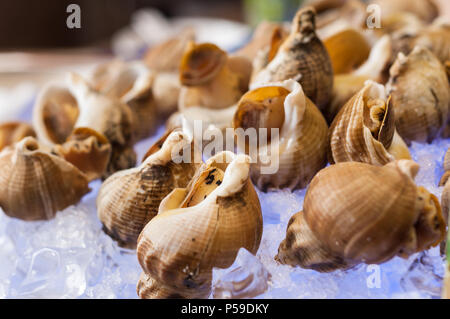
[212, 248, 271, 299]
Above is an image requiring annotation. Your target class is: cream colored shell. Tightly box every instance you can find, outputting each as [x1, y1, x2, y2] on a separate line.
[136, 151, 263, 298]
[234, 79, 328, 191]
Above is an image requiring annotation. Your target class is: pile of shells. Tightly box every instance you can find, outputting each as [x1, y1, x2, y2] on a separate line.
[0, 0, 450, 298]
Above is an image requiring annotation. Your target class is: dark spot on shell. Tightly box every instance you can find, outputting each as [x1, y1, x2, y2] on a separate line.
[216, 180, 222, 186]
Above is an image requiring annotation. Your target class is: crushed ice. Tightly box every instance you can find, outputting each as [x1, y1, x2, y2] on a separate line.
[0, 128, 449, 298]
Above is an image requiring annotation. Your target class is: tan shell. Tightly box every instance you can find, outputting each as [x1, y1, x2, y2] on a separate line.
[33, 73, 136, 178]
[251, 7, 333, 110]
[325, 35, 393, 122]
[89, 60, 157, 140]
[233, 79, 328, 191]
[323, 28, 371, 74]
[136, 151, 263, 298]
[52, 127, 111, 182]
[370, 0, 438, 23]
[329, 80, 411, 165]
[392, 22, 450, 67]
[0, 122, 36, 151]
[276, 160, 446, 272]
[235, 21, 288, 61]
[178, 43, 252, 146]
[387, 46, 450, 143]
[144, 28, 195, 73]
[315, 0, 367, 39]
[440, 148, 450, 225]
[0, 137, 90, 221]
[144, 29, 195, 117]
[97, 131, 198, 249]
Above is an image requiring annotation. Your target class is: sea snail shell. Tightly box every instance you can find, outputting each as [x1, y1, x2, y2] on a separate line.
[136, 151, 263, 298]
[440, 148, 450, 223]
[0, 137, 90, 221]
[386, 46, 450, 143]
[144, 28, 196, 117]
[88, 60, 157, 140]
[97, 131, 199, 249]
[329, 80, 411, 165]
[0, 122, 36, 151]
[250, 7, 333, 111]
[326, 35, 393, 122]
[232, 79, 328, 191]
[33, 73, 135, 179]
[276, 160, 446, 272]
[178, 42, 252, 144]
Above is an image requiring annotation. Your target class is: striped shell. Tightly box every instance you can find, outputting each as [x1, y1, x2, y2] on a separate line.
[97, 131, 199, 249]
[136, 152, 263, 298]
[387, 46, 450, 143]
[0, 137, 90, 221]
[329, 80, 411, 165]
[276, 160, 446, 272]
[251, 7, 333, 110]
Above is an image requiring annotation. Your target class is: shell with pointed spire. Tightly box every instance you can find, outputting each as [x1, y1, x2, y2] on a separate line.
[0, 137, 90, 221]
[97, 131, 199, 249]
[329, 80, 411, 165]
[386, 46, 450, 143]
[233, 79, 328, 191]
[276, 160, 446, 272]
[251, 7, 333, 110]
[136, 151, 263, 298]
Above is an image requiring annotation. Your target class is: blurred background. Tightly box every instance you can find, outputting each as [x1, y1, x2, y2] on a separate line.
[0, 0, 303, 107]
[0, 0, 304, 120]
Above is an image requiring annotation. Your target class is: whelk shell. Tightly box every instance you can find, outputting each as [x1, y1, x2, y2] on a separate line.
[0, 137, 90, 221]
[387, 46, 450, 143]
[136, 151, 263, 298]
[97, 131, 198, 249]
[369, 0, 439, 23]
[233, 79, 328, 191]
[326, 35, 393, 122]
[52, 127, 111, 182]
[0, 122, 36, 151]
[89, 60, 157, 140]
[276, 160, 446, 272]
[329, 80, 411, 165]
[33, 73, 136, 178]
[251, 7, 333, 110]
[323, 28, 371, 74]
[144, 28, 195, 117]
[178, 42, 251, 144]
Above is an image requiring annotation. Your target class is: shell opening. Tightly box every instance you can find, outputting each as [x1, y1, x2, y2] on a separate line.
[42, 93, 79, 144]
[363, 97, 386, 137]
[180, 43, 227, 86]
[233, 86, 288, 143]
[180, 166, 225, 208]
[413, 187, 447, 251]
